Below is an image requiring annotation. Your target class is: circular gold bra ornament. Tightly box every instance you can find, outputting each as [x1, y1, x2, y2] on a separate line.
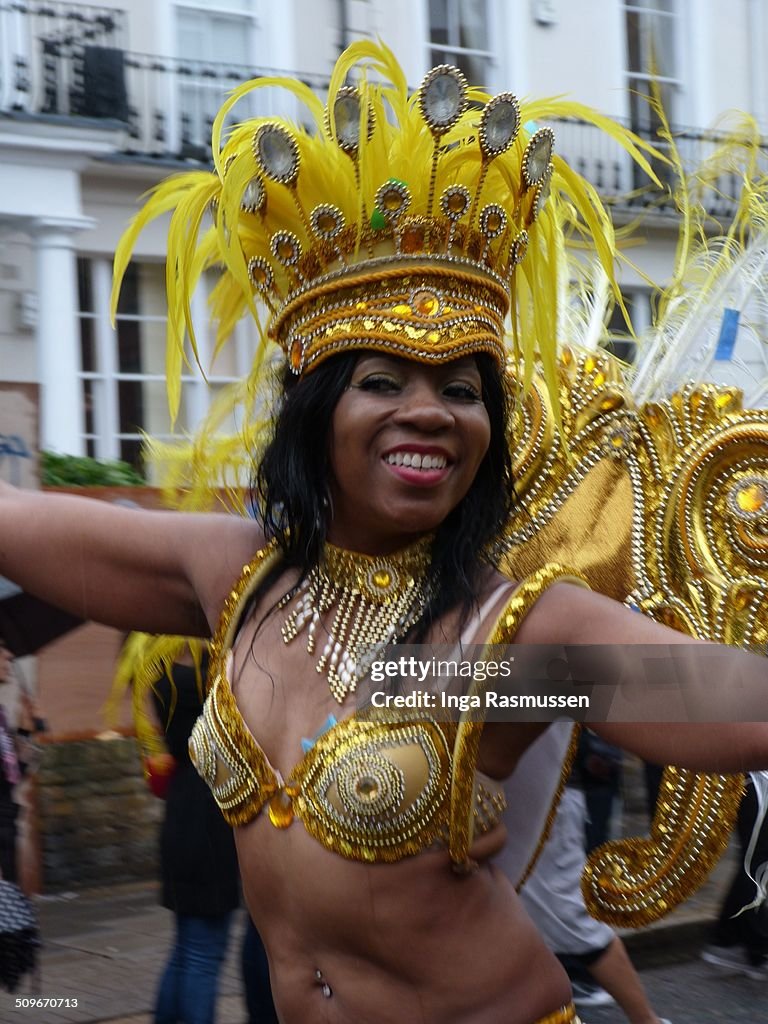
[241, 176, 266, 214]
[294, 717, 452, 863]
[727, 474, 768, 524]
[418, 65, 468, 134]
[329, 86, 375, 154]
[522, 127, 555, 189]
[479, 92, 521, 157]
[663, 418, 768, 580]
[254, 123, 300, 184]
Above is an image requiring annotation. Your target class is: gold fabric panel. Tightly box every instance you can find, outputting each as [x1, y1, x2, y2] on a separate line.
[501, 459, 635, 600]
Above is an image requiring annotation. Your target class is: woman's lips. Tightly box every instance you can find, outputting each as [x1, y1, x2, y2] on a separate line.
[382, 454, 452, 487]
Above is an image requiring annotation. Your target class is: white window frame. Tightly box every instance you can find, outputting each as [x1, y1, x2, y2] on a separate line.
[172, 0, 261, 156]
[622, 2, 681, 128]
[77, 257, 254, 473]
[425, 0, 499, 87]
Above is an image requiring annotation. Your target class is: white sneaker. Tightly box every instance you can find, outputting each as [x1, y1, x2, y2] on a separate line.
[571, 981, 616, 1008]
[700, 944, 768, 981]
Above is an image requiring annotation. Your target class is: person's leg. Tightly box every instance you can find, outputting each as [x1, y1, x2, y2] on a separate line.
[154, 916, 182, 1024]
[711, 783, 768, 965]
[587, 937, 663, 1024]
[176, 912, 232, 1024]
[584, 785, 616, 852]
[241, 917, 279, 1024]
[0, 800, 19, 883]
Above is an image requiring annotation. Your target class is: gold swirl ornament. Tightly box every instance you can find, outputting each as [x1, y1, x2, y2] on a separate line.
[582, 768, 744, 928]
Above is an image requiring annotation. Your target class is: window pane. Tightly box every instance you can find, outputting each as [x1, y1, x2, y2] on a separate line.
[209, 338, 238, 377]
[180, 0, 253, 10]
[625, 1, 675, 12]
[178, 9, 251, 65]
[626, 10, 642, 71]
[80, 317, 96, 372]
[118, 379, 188, 437]
[116, 262, 138, 316]
[119, 438, 145, 475]
[82, 378, 95, 435]
[429, 0, 449, 45]
[77, 257, 93, 312]
[626, 10, 675, 78]
[135, 264, 167, 317]
[454, 51, 489, 85]
[116, 316, 166, 375]
[115, 263, 166, 318]
[458, 0, 488, 52]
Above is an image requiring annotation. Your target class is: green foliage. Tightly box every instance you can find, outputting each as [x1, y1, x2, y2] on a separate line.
[41, 451, 145, 487]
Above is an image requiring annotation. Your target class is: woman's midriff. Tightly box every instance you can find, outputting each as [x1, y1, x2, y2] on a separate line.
[236, 820, 572, 1024]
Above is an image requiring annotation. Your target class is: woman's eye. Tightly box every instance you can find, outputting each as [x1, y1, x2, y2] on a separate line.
[356, 375, 401, 393]
[443, 382, 482, 401]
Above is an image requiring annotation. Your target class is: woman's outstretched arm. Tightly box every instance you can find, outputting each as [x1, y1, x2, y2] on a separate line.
[0, 481, 262, 636]
[516, 582, 768, 772]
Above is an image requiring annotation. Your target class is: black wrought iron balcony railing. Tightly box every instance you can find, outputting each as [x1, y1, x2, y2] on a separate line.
[0, 2, 327, 158]
[0, 0, 127, 117]
[550, 116, 768, 222]
[118, 52, 329, 162]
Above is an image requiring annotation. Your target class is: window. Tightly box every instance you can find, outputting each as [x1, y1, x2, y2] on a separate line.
[77, 257, 256, 477]
[602, 289, 652, 365]
[427, 0, 494, 85]
[623, 1, 680, 135]
[175, 1, 259, 157]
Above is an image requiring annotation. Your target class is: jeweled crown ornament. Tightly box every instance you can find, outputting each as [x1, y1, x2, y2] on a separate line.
[113, 40, 655, 422]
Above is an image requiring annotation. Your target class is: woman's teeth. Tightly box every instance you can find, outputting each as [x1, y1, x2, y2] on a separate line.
[385, 452, 447, 470]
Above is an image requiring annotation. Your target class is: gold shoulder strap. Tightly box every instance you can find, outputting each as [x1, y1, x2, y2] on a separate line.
[207, 541, 281, 693]
[448, 564, 588, 869]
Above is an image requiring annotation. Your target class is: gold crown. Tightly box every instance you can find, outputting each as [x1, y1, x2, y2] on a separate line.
[216, 61, 556, 375]
[113, 42, 653, 416]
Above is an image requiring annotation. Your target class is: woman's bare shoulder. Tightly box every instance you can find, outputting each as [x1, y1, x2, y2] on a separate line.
[182, 514, 270, 631]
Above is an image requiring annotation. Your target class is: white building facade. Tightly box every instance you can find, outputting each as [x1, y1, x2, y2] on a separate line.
[0, 0, 766, 466]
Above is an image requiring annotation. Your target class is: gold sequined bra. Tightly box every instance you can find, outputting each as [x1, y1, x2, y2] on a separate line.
[189, 545, 582, 866]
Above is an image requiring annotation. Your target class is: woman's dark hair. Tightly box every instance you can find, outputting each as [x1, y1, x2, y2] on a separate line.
[254, 351, 515, 633]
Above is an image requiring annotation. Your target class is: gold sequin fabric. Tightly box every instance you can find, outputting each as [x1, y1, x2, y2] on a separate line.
[535, 1004, 581, 1024]
[274, 260, 509, 375]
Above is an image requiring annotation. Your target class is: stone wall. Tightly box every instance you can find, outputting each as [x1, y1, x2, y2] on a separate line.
[36, 737, 163, 891]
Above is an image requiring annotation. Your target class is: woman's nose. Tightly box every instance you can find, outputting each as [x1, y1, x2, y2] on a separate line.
[391, 382, 454, 430]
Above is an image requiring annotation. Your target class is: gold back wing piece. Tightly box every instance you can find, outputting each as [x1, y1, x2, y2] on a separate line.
[500, 348, 767, 927]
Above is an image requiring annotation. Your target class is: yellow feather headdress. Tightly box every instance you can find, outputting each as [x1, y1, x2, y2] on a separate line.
[112, 40, 660, 434]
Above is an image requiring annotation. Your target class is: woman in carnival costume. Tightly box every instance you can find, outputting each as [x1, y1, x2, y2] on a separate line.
[2, 43, 768, 1024]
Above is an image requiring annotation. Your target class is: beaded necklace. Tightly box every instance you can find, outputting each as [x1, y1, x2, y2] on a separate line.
[280, 536, 433, 703]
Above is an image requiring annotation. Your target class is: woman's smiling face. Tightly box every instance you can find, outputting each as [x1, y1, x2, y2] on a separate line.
[327, 354, 491, 553]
